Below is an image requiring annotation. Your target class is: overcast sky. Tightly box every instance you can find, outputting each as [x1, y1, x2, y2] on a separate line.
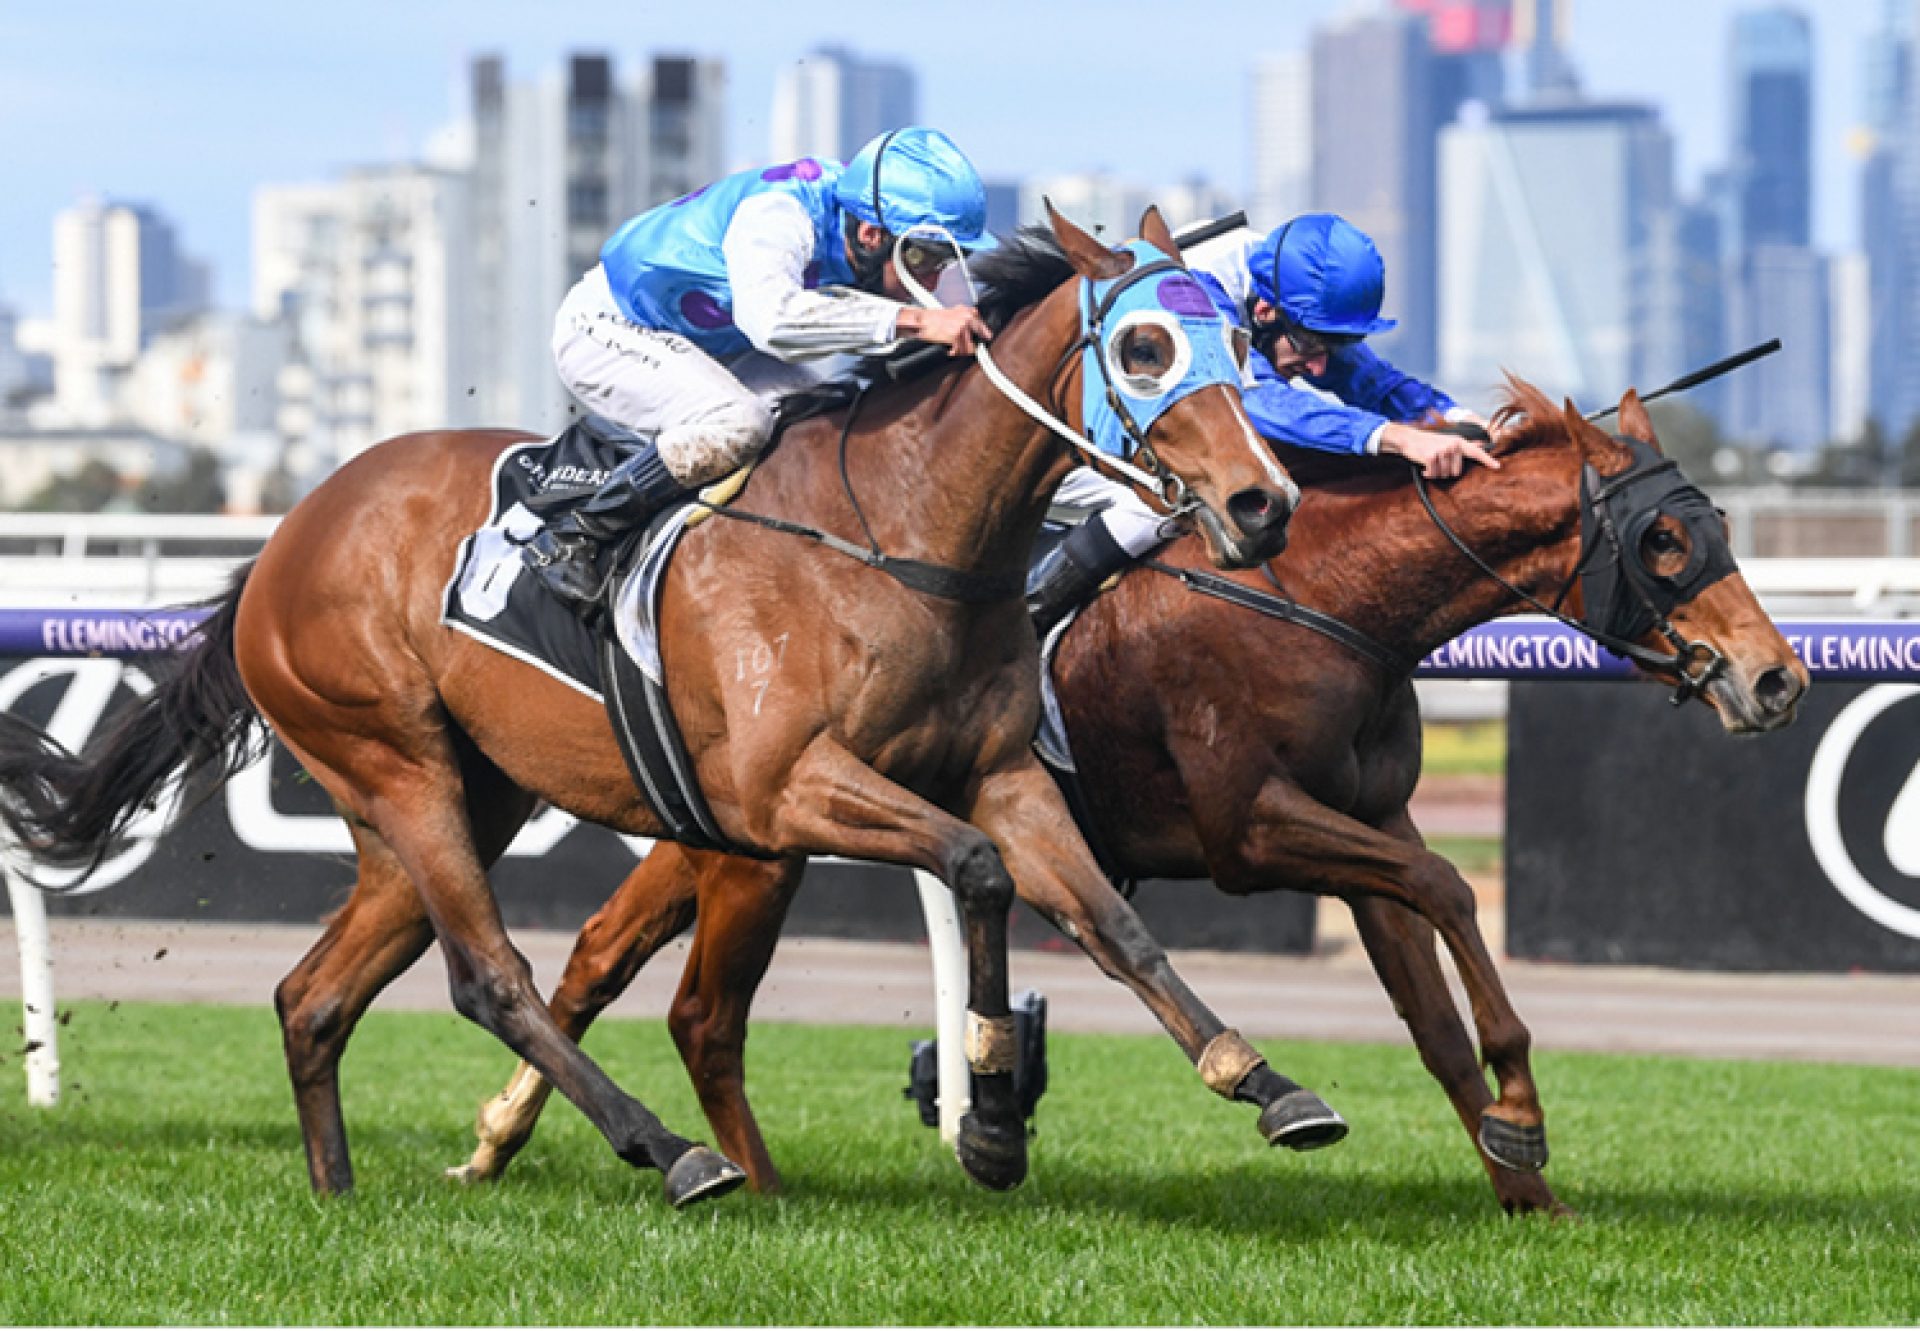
[0, 0, 1890, 315]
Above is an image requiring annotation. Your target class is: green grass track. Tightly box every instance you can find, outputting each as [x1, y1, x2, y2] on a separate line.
[1, 1002, 1915, 1324]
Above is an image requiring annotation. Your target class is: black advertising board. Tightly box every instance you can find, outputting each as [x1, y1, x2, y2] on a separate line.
[1508, 679, 1920, 971]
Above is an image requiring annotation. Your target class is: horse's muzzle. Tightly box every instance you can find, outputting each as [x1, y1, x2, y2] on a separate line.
[1226, 485, 1295, 560]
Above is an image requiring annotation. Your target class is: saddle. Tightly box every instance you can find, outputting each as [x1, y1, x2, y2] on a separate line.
[440, 415, 782, 856]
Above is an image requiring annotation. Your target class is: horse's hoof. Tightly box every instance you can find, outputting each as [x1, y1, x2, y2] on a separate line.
[444, 1162, 490, 1185]
[1479, 1113, 1549, 1173]
[955, 1112, 1028, 1191]
[664, 1146, 748, 1210]
[1259, 1089, 1349, 1151]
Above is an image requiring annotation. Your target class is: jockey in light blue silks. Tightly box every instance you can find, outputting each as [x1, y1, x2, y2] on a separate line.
[1028, 212, 1502, 632]
[525, 126, 997, 608]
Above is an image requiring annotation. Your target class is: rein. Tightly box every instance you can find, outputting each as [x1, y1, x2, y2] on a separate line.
[691, 383, 1024, 604]
[1408, 460, 1727, 704]
[1138, 557, 1414, 677]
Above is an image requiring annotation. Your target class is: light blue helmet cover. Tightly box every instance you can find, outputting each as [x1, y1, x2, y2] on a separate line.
[835, 126, 996, 248]
[1080, 240, 1246, 459]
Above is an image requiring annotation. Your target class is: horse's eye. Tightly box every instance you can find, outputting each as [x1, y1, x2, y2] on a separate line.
[1646, 528, 1684, 557]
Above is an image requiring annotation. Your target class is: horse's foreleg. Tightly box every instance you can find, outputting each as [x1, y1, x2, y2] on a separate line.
[967, 758, 1347, 1152]
[1224, 782, 1548, 1176]
[1347, 814, 1565, 1215]
[454, 843, 703, 1184]
[767, 737, 1027, 1191]
[666, 852, 805, 1193]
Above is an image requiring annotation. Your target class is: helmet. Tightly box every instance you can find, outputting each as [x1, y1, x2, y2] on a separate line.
[835, 127, 996, 249]
[1246, 213, 1397, 337]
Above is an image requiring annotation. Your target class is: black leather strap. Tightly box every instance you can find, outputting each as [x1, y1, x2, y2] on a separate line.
[1139, 559, 1414, 678]
[598, 631, 771, 858]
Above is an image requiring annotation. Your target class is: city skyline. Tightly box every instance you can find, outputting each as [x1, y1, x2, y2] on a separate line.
[0, 0, 1890, 315]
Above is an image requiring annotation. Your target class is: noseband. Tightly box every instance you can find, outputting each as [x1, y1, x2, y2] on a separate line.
[1412, 436, 1737, 704]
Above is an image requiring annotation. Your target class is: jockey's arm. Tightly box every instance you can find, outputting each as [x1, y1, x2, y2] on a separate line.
[1239, 343, 1496, 477]
[722, 193, 906, 361]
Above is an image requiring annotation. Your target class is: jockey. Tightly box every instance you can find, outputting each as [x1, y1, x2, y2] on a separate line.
[524, 126, 997, 608]
[1028, 212, 1500, 633]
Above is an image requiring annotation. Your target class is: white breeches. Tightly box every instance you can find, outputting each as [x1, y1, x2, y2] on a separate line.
[1052, 467, 1182, 557]
[551, 266, 845, 486]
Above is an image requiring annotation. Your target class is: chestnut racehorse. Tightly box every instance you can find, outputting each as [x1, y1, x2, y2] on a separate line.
[0, 207, 1304, 1208]
[450, 380, 1808, 1214]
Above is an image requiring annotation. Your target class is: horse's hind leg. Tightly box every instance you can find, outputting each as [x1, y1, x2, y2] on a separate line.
[667, 852, 804, 1192]
[281, 712, 740, 1206]
[279, 742, 535, 1194]
[276, 820, 435, 1195]
[969, 757, 1346, 1151]
[455, 842, 706, 1184]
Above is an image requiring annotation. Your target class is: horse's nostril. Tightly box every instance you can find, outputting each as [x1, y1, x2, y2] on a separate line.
[1754, 665, 1802, 714]
[1227, 486, 1290, 536]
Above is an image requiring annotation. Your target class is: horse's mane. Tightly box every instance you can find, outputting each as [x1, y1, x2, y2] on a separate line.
[856, 227, 1073, 384]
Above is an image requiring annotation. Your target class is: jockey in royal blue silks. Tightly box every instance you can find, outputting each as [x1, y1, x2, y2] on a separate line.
[1028, 211, 1502, 633]
[524, 126, 997, 610]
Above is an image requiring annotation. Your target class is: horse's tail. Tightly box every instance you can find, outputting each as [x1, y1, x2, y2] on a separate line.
[0, 563, 268, 883]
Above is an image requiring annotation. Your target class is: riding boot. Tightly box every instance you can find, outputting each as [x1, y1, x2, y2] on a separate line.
[1026, 513, 1134, 638]
[522, 442, 690, 611]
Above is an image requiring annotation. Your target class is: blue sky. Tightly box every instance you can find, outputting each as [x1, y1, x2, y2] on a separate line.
[0, 0, 1887, 315]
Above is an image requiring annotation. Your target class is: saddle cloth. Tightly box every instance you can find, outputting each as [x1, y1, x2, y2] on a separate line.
[440, 417, 738, 851]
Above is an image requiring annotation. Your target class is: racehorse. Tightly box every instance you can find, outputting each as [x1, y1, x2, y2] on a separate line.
[0, 207, 1303, 1208]
[448, 379, 1808, 1215]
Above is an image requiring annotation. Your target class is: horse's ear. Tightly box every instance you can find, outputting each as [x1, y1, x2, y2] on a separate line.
[1047, 198, 1131, 280]
[1616, 388, 1661, 450]
[1138, 205, 1177, 258]
[1561, 397, 1635, 473]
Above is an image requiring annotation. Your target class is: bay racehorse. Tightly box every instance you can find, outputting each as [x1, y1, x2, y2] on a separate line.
[448, 380, 1807, 1214]
[0, 207, 1305, 1208]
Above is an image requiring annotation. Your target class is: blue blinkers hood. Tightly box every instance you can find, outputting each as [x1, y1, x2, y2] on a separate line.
[1080, 240, 1247, 460]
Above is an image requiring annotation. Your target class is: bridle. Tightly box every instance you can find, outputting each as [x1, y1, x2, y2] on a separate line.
[1409, 434, 1736, 704]
[896, 232, 1236, 518]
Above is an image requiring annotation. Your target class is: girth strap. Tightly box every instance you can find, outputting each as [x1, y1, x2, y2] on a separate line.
[598, 630, 772, 859]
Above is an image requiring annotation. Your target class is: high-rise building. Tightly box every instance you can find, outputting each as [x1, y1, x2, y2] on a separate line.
[1727, 244, 1829, 451]
[465, 52, 727, 432]
[1437, 102, 1673, 409]
[1511, 0, 1580, 101]
[1642, 200, 1727, 418]
[252, 166, 475, 472]
[1830, 250, 1873, 444]
[1312, 10, 1438, 375]
[1861, 0, 1912, 436]
[1250, 50, 1313, 228]
[1396, 0, 1509, 124]
[770, 47, 916, 162]
[50, 197, 210, 426]
[1730, 7, 1813, 251]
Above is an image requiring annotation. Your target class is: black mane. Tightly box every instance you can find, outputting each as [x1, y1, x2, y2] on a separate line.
[968, 226, 1074, 334]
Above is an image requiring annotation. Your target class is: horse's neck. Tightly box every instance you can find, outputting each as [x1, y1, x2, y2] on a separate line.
[1281, 450, 1584, 665]
[842, 297, 1081, 576]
